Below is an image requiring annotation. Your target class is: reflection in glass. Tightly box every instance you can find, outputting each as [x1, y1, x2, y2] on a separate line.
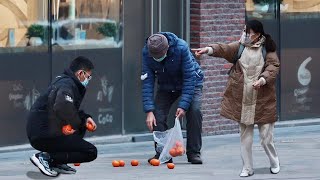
[52, 0, 123, 50]
[0, 0, 48, 52]
[281, 0, 320, 19]
[246, 0, 278, 19]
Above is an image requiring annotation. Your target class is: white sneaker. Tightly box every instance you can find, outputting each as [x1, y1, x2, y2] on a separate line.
[30, 153, 59, 177]
[239, 169, 254, 177]
[270, 165, 280, 174]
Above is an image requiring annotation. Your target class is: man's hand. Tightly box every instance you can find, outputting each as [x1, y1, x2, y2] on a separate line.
[62, 125, 75, 135]
[191, 48, 209, 59]
[146, 112, 157, 132]
[176, 108, 186, 119]
[86, 117, 97, 131]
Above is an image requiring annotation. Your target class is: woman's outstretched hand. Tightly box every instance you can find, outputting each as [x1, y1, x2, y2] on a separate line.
[191, 48, 209, 59]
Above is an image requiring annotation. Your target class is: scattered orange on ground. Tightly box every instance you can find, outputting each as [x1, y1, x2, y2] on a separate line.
[112, 160, 120, 167]
[167, 163, 175, 169]
[74, 163, 80, 166]
[150, 159, 160, 166]
[149, 159, 156, 165]
[131, 160, 139, 166]
[119, 160, 125, 167]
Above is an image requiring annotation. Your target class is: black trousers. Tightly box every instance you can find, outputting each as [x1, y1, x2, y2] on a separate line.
[153, 87, 203, 156]
[30, 132, 97, 165]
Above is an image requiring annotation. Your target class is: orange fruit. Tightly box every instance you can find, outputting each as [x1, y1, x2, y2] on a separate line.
[167, 163, 175, 169]
[112, 160, 120, 167]
[175, 141, 183, 147]
[62, 124, 73, 135]
[131, 160, 139, 166]
[151, 159, 160, 166]
[169, 148, 177, 157]
[149, 159, 156, 165]
[86, 123, 94, 132]
[74, 163, 80, 166]
[119, 160, 125, 167]
[176, 147, 184, 156]
[62, 124, 72, 131]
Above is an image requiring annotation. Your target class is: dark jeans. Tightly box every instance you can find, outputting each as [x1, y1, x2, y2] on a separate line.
[30, 131, 97, 165]
[153, 87, 203, 156]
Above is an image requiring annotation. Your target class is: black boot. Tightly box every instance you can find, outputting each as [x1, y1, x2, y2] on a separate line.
[187, 153, 203, 164]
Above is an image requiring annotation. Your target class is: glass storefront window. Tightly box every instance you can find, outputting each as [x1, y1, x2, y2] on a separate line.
[280, 0, 320, 120]
[52, 0, 122, 50]
[0, 0, 48, 53]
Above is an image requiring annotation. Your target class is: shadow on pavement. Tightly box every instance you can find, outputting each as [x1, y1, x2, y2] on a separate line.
[254, 167, 271, 174]
[26, 171, 59, 179]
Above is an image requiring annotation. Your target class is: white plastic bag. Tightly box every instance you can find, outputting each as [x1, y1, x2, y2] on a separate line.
[153, 118, 185, 164]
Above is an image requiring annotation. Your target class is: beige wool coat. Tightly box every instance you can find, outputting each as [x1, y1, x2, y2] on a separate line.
[209, 41, 280, 124]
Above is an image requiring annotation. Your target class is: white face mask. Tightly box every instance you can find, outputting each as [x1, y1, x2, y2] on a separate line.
[240, 32, 257, 46]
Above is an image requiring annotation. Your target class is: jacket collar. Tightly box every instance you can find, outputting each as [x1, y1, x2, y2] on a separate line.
[63, 68, 86, 93]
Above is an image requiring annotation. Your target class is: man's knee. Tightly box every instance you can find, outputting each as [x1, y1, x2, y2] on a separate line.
[87, 145, 98, 162]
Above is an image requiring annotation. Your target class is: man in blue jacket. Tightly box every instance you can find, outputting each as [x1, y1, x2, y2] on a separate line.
[141, 32, 204, 164]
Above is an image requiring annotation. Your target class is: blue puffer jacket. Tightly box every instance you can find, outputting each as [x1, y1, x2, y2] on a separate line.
[141, 32, 203, 113]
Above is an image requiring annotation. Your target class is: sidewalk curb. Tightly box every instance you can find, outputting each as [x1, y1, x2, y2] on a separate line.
[1, 118, 319, 153]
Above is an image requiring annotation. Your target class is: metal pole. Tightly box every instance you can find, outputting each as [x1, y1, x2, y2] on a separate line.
[276, 0, 282, 121]
[121, 0, 125, 135]
[48, 0, 53, 83]
[185, 0, 190, 44]
[158, 0, 161, 32]
[151, 0, 154, 34]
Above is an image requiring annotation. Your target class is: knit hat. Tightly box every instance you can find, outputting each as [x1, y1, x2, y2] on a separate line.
[147, 34, 169, 59]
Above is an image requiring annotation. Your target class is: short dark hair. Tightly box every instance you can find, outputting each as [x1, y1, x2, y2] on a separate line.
[69, 56, 94, 72]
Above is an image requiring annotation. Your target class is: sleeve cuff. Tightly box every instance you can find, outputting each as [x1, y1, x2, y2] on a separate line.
[206, 47, 214, 55]
[260, 77, 266, 85]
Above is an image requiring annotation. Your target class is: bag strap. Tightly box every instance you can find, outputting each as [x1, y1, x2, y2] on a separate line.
[228, 44, 244, 75]
[262, 45, 267, 61]
[228, 44, 267, 75]
[232, 44, 245, 64]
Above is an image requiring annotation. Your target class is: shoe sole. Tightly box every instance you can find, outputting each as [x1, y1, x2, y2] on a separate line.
[240, 172, 254, 177]
[30, 154, 59, 177]
[270, 168, 280, 174]
[270, 162, 280, 174]
[190, 162, 203, 164]
[52, 168, 76, 174]
[188, 159, 203, 164]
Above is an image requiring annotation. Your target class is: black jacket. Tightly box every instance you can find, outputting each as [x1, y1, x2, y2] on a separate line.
[26, 69, 91, 141]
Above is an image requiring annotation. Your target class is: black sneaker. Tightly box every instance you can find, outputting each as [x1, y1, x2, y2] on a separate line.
[30, 152, 59, 177]
[52, 164, 77, 174]
[147, 153, 173, 164]
[187, 154, 203, 164]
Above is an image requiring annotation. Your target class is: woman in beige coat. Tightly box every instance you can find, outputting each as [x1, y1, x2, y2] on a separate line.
[193, 20, 280, 177]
